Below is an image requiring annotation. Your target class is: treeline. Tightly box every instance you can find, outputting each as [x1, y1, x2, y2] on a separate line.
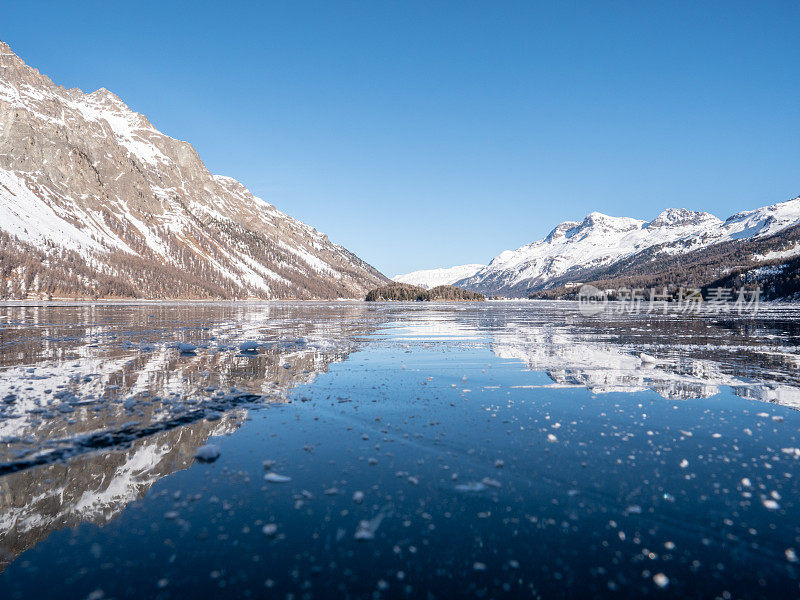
[0, 229, 239, 300]
[366, 283, 485, 302]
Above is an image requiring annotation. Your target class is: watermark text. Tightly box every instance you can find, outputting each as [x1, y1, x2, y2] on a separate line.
[577, 285, 761, 317]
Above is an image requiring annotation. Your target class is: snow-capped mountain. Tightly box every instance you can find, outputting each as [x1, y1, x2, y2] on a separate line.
[396, 199, 800, 297]
[0, 40, 386, 299]
[391, 263, 484, 288]
[721, 199, 800, 240]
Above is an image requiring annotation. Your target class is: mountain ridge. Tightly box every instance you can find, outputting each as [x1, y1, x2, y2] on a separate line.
[0, 40, 386, 299]
[392, 263, 484, 289]
[395, 198, 800, 296]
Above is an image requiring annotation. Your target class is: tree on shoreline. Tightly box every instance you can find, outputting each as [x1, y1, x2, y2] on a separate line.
[366, 283, 484, 302]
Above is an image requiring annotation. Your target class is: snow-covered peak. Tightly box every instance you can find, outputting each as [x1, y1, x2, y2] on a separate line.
[647, 208, 721, 229]
[578, 212, 644, 233]
[83, 87, 150, 124]
[488, 250, 517, 267]
[88, 87, 128, 107]
[392, 264, 485, 289]
[723, 196, 800, 239]
[544, 220, 581, 243]
[542, 213, 641, 245]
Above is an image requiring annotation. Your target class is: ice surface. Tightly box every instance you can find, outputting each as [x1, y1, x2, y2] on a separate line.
[0, 302, 799, 599]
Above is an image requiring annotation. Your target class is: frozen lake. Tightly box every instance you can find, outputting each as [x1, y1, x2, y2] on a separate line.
[0, 301, 799, 598]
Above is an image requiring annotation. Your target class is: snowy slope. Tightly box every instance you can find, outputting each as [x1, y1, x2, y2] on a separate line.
[0, 40, 386, 299]
[397, 199, 800, 297]
[0, 168, 111, 252]
[721, 198, 800, 240]
[391, 264, 484, 288]
[460, 209, 724, 292]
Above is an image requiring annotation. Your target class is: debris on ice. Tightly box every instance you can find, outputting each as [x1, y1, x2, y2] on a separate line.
[195, 444, 221, 463]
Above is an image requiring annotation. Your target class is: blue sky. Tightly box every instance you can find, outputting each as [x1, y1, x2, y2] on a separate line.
[4, 1, 800, 276]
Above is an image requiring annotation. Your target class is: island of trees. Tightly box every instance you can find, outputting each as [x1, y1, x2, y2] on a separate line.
[366, 283, 485, 302]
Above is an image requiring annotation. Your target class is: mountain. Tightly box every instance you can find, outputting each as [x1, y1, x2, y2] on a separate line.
[394, 199, 800, 297]
[0, 40, 386, 299]
[391, 263, 483, 288]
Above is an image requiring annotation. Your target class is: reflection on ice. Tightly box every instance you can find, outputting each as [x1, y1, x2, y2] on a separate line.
[493, 325, 730, 399]
[388, 300, 800, 407]
[0, 413, 241, 572]
[0, 302, 381, 571]
[490, 312, 800, 406]
[0, 303, 375, 467]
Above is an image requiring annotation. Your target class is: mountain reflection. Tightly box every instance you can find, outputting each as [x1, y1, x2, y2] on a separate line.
[0, 413, 243, 572]
[487, 307, 800, 406]
[389, 301, 800, 405]
[0, 302, 383, 572]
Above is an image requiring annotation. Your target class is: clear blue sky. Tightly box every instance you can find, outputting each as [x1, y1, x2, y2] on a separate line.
[4, 1, 799, 276]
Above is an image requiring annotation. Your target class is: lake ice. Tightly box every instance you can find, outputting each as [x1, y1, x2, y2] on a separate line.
[0, 301, 798, 599]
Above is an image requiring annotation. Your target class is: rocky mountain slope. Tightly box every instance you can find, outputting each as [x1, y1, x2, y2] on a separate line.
[396, 199, 800, 297]
[0, 40, 386, 299]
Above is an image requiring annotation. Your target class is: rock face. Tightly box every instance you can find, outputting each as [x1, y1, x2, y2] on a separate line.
[395, 199, 800, 297]
[0, 40, 386, 299]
